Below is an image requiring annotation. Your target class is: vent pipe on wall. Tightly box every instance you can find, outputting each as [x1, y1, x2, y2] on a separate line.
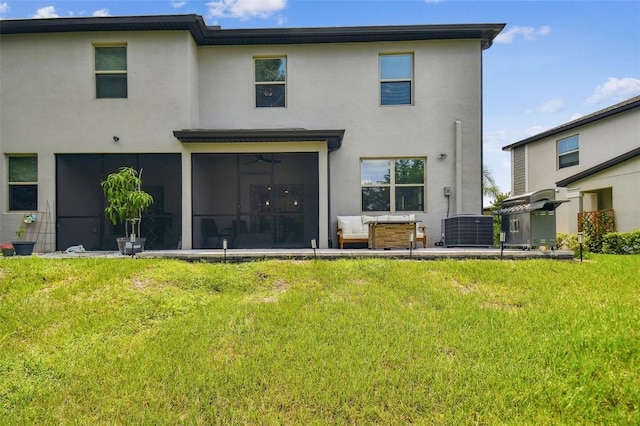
[454, 120, 463, 215]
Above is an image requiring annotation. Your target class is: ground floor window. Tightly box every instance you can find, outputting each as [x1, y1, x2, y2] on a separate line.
[8, 155, 38, 211]
[361, 158, 425, 212]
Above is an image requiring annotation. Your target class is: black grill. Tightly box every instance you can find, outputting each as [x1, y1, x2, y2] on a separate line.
[493, 189, 568, 249]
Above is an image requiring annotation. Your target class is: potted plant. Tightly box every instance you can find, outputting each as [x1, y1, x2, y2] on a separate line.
[12, 214, 37, 256]
[1, 244, 15, 257]
[101, 167, 154, 255]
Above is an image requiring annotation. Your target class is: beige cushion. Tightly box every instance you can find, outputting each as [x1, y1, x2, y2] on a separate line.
[337, 216, 352, 234]
[343, 232, 369, 240]
[362, 215, 375, 225]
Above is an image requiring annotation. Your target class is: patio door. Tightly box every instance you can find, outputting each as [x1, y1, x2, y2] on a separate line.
[192, 152, 318, 249]
[237, 172, 274, 248]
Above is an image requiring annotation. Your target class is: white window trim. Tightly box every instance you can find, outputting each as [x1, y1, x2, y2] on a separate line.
[557, 134, 579, 169]
[379, 52, 414, 106]
[361, 157, 426, 213]
[7, 154, 38, 212]
[254, 56, 287, 108]
[94, 43, 128, 99]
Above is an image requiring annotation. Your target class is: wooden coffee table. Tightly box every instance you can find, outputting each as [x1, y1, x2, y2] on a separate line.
[367, 220, 418, 249]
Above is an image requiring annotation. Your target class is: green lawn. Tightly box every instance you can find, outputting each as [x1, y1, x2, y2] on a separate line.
[1, 255, 638, 424]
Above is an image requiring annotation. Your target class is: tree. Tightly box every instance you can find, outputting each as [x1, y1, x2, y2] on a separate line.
[482, 164, 500, 199]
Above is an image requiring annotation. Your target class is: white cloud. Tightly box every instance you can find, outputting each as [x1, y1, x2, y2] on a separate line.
[536, 97, 565, 114]
[207, 0, 287, 19]
[92, 8, 110, 17]
[171, 0, 187, 8]
[495, 25, 551, 44]
[31, 6, 59, 19]
[0, 2, 9, 15]
[424, 0, 443, 3]
[586, 77, 640, 105]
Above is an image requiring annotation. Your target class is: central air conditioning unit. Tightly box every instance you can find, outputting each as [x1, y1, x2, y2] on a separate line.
[442, 214, 494, 248]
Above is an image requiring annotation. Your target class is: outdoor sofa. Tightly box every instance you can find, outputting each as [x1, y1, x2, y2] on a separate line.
[337, 214, 426, 249]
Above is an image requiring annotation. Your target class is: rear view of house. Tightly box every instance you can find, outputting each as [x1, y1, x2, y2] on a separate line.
[1, 15, 504, 251]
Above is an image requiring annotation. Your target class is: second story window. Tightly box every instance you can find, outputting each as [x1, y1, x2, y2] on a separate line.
[558, 135, 579, 169]
[95, 46, 127, 98]
[255, 57, 286, 108]
[8, 155, 38, 211]
[380, 53, 413, 106]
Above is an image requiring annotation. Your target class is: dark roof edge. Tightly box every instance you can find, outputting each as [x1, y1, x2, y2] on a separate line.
[503, 96, 640, 151]
[555, 147, 640, 187]
[173, 128, 345, 151]
[1, 14, 504, 49]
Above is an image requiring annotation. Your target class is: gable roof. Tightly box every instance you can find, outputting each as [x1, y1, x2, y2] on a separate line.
[503, 95, 640, 151]
[555, 147, 640, 187]
[0, 14, 504, 49]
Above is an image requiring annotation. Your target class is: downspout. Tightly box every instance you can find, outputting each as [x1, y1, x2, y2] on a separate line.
[455, 119, 463, 215]
[327, 150, 332, 248]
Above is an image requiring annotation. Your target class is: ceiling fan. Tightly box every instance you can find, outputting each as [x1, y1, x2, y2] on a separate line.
[247, 154, 282, 164]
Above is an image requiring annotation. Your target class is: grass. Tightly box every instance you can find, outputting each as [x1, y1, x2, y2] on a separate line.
[0, 255, 638, 424]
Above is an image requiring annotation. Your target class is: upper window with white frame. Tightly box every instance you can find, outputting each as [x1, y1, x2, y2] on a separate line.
[255, 57, 286, 108]
[8, 155, 38, 211]
[361, 158, 425, 212]
[380, 53, 413, 106]
[95, 45, 127, 98]
[558, 135, 579, 169]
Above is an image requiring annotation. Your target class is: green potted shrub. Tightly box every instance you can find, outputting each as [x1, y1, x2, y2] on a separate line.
[101, 167, 153, 255]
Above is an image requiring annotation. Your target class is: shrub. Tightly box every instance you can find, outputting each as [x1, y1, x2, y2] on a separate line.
[602, 230, 640, 254]
[557, 233, 583, 252]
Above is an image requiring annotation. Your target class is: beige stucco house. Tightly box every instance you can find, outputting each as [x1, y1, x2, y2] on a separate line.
[503, 96, 640, 234]
[1, 15, 503, 251]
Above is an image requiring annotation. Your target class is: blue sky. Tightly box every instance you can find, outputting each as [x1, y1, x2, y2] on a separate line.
[2, 0, 639, 199]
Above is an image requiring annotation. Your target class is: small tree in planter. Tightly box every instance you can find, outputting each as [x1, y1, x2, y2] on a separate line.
[101, 167, 153, 254]
[11, 214, 37, 256]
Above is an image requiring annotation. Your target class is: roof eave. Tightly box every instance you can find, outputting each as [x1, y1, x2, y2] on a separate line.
[503, 97, 640, 151]
[173, 129, 346, 151]
[1, 15, 504, 48]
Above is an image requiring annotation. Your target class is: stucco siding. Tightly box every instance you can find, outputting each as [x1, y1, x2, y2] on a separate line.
[197, 40, 483, 244]
[1, 22, 489, 250]
[1, 31, 198, 154]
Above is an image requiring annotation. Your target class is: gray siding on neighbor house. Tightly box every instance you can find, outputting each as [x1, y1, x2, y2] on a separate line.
[513, 146, 526, 195]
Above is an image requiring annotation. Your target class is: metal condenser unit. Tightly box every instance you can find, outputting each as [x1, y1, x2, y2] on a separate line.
[493, 189, 568, 250]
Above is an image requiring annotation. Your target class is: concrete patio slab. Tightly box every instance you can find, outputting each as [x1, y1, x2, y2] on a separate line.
[34, 248, 574, 262]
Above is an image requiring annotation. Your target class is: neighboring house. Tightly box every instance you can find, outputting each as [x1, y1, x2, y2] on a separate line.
[0, 15, 504, 251]
[503, 96, 640, 234]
